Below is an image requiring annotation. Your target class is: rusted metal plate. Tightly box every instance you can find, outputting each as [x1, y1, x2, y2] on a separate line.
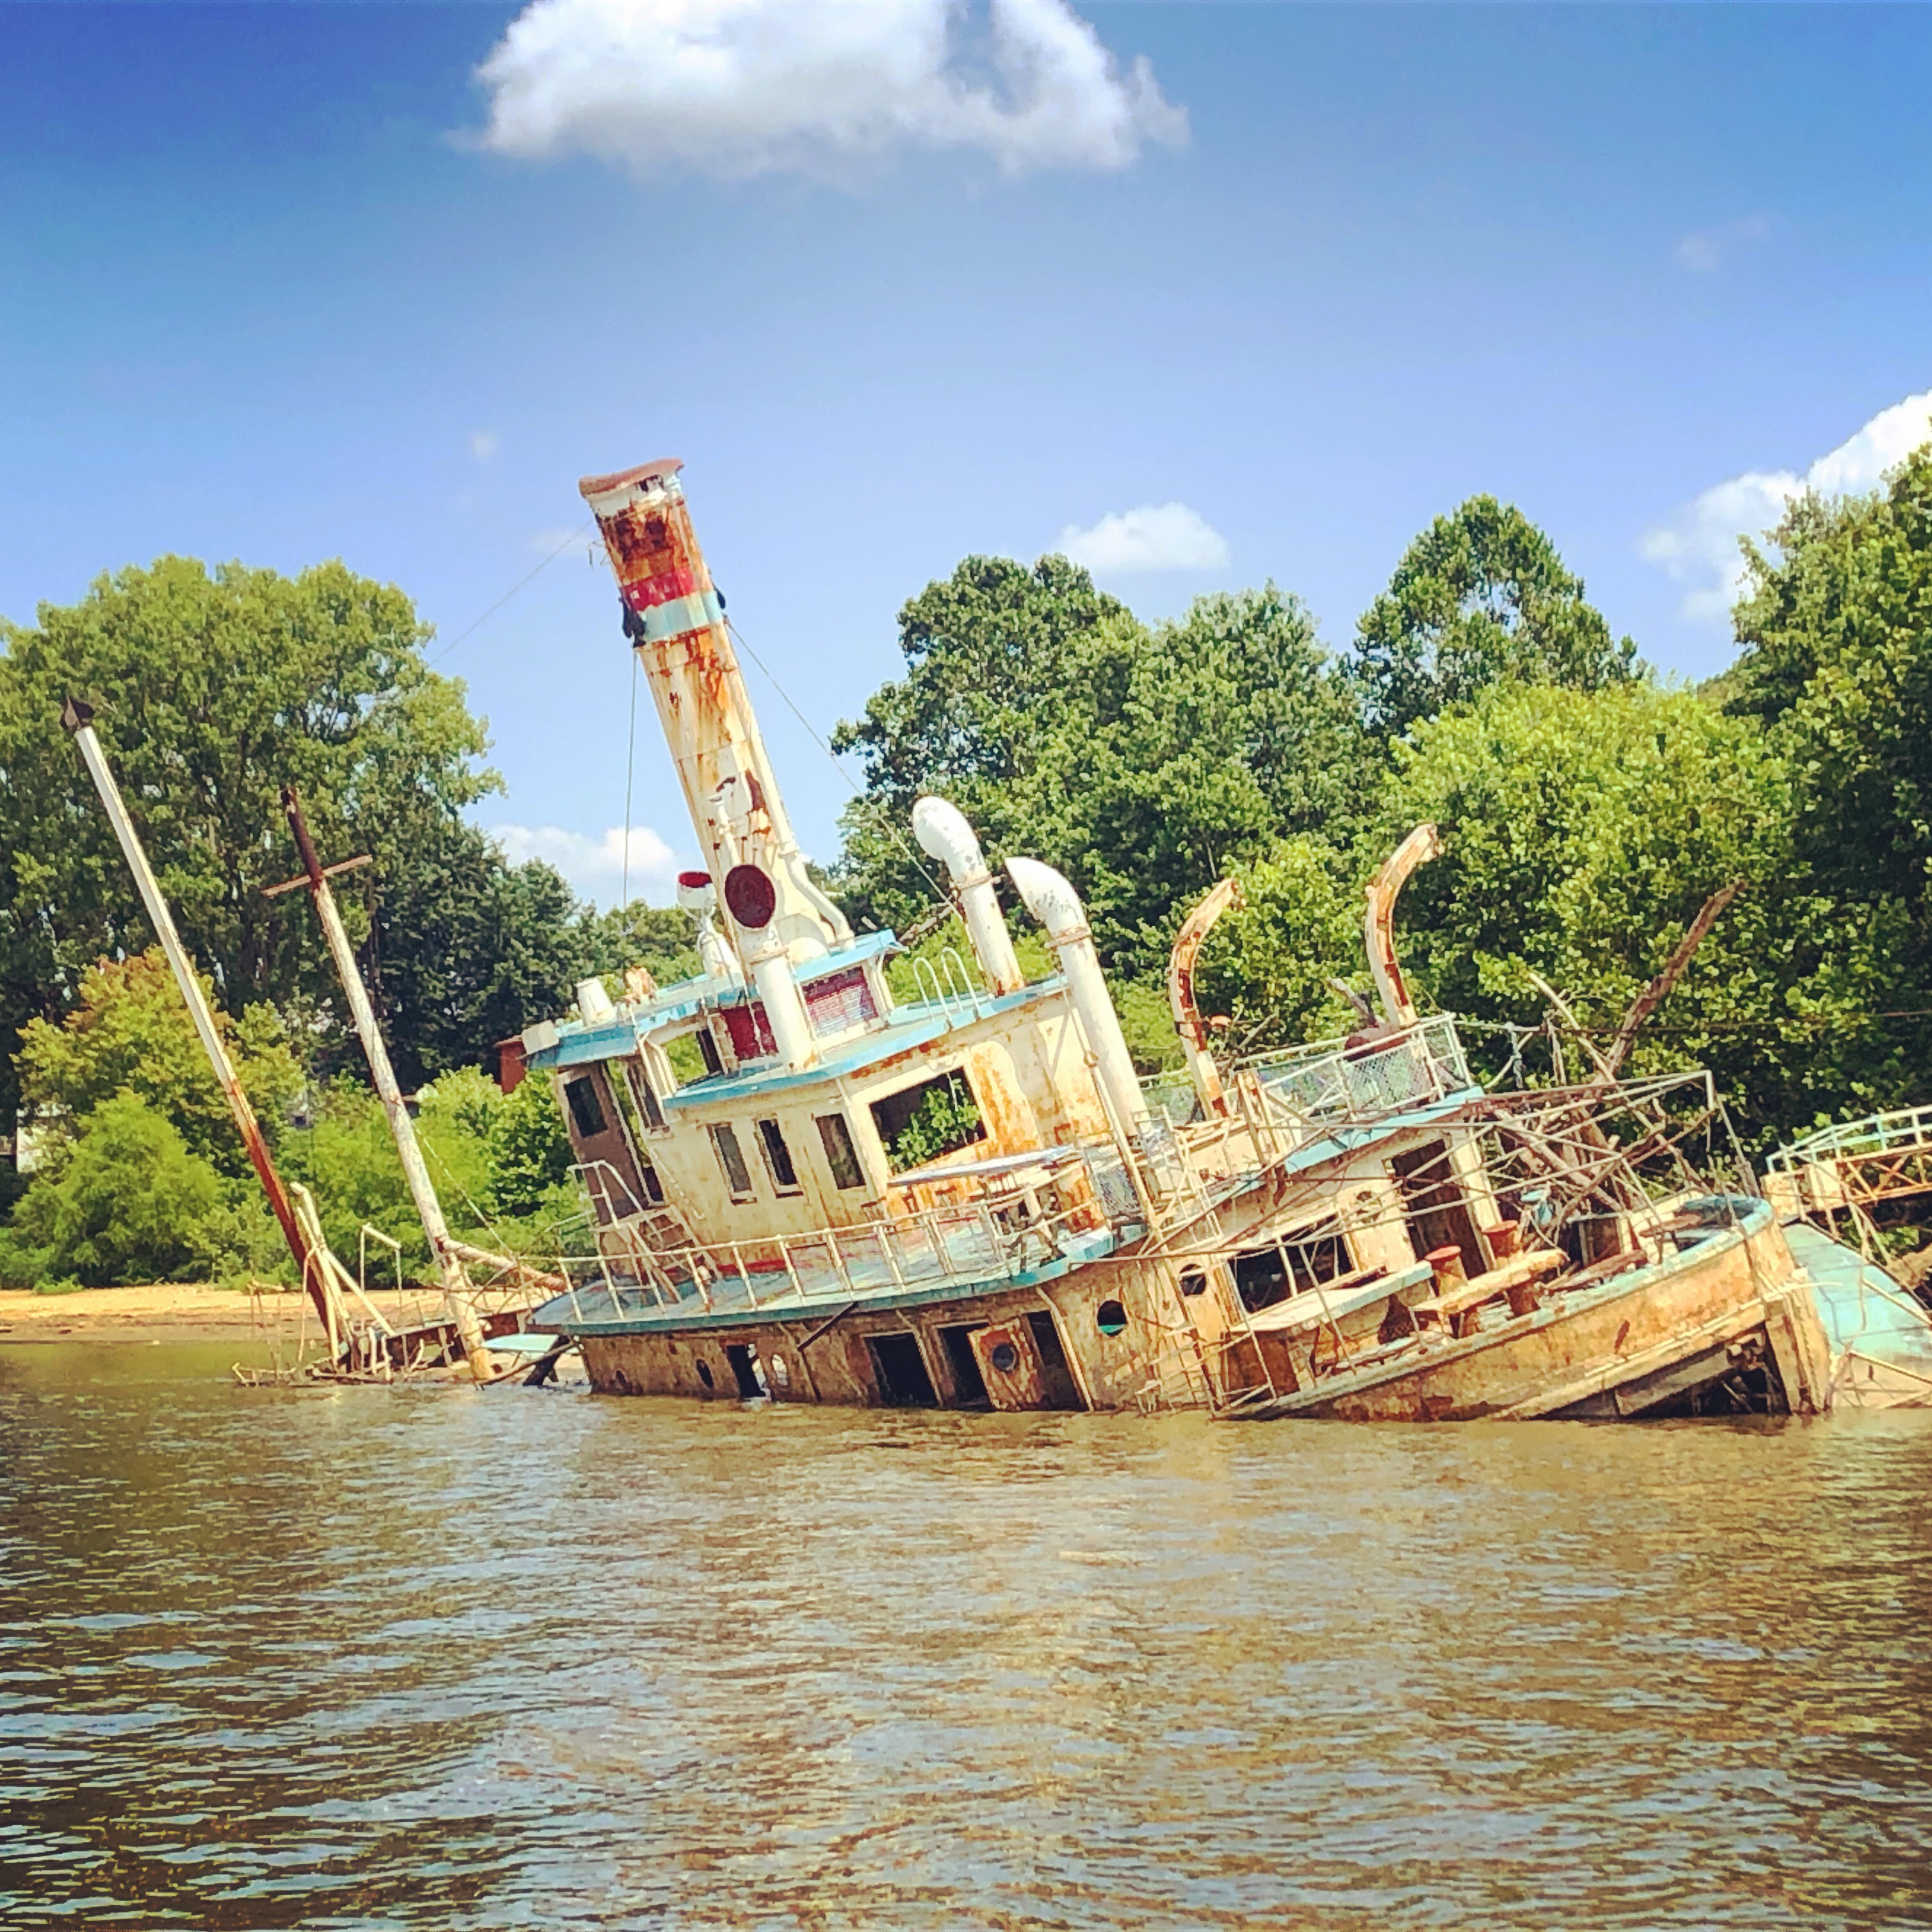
[970, 1321, 1051, 1410]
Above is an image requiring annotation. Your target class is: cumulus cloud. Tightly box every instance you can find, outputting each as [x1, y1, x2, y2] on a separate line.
[1642, 389, 1932, 625]
[473, 0, 1187, 181]
[1055, 501, 1230, 576]
[488, 822, 679, 904]
[1673, 214, 1770, 273]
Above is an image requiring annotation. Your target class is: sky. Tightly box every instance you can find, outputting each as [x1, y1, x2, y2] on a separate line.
[3, 2, 1929, 907]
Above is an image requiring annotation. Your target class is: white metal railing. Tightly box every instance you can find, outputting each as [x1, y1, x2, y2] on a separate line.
[545, 1145, 1134, 1326]
[1243, 1015, 1473, 1128]
[1767, 1103, 1932, 1174]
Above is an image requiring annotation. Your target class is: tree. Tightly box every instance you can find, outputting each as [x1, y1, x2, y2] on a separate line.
[0, 556, 603, 1111]
[831, 555, 1148, 929]
[1058, 587, 1371, 967]
[1189, 835, 1365, 1055]
[0, 1093, 222, 1287]
[1728, 443, 1932, 921]
[1352, 497, 1639, 736]
[13, 949, 301, 1175]
[1373, 680, 1920, 1146]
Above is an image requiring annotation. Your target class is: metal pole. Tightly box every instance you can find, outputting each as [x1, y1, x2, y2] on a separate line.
[58, 698, 330, 1329]
[280, 787, 493, 1382]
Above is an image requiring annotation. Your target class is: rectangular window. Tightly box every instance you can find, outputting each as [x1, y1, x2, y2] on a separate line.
[755, 1118, 800, 1193]
[626, 1061, 666, 1132]
[709, 1123, 754, 1199]
[638, 1157, 666, 1207]
[815, 1113, 866, 1191]
[695, 1029, 723, 1077]
[869, 1070, 985, 1173]
[803, 965, 880, 1035]
[564, 1075, 608, 1140]
[722, 1003, 778, 1063]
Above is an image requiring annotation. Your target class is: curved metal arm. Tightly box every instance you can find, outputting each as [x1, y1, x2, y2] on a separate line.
[1365, 824, 1443, 1027]
[1168, 878, 1243, 1118]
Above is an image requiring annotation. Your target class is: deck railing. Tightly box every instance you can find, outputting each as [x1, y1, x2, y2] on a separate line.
[1245, 1015, 1474, 1129]
[547, 1143, 1136, 1326]
[1767, 1103, 1932, 1174]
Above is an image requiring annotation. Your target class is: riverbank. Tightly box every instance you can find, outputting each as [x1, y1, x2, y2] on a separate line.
[0, 1284, 428, 1345]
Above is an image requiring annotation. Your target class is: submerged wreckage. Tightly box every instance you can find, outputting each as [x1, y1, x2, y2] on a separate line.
[508, 457, 1906, 1421]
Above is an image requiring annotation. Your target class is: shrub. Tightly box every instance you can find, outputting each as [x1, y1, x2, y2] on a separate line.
[1, 1093, 222, 1286]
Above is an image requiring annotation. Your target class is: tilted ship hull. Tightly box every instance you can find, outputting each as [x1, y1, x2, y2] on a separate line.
[520, 458, 1854, 1421]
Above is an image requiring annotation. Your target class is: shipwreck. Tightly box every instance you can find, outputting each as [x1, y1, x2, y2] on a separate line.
[499, 456, 1890, 1421]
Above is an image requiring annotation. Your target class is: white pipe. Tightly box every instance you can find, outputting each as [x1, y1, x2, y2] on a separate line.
[1006, 856, 1148, 1138]
[913, 796, 1024, 995]
[748, 938, 816, 1069]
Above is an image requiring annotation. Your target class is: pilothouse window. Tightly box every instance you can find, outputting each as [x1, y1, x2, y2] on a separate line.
[756, 1118, 800, 1193]
[709, 1123, 754, 1200]
[565, 1077, 608, 1139]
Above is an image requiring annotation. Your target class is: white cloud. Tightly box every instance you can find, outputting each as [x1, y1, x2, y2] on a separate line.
[472, 0, 1187, 181]
[1642, 389, 1932, 625]
[469, 428, 501, 462]
[1054, 501, 1230, 576]
[488, 822, 679, 905]
[1673, 214, 1770, 273]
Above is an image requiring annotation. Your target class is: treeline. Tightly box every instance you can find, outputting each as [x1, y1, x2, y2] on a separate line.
[3, 447, 1929, 1284]
[833, 453, 1932, 1152]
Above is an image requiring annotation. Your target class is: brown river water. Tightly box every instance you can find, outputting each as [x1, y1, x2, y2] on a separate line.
[3, 1343, 1931, 1930]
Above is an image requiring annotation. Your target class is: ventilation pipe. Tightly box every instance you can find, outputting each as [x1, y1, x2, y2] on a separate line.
[1365, 823, 1443, 1027]
[576, 978, 617, 1027]
[1006, 857, 1148, 1140]
[912, 796, 1024, 996]
[677, 870, 739, 985]
[746, 935, 816, 1068]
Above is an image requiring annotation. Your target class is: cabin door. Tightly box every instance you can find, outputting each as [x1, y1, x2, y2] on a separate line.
[969, 1313, 1086, 1412]
[1389, 1139, 1482, 1276]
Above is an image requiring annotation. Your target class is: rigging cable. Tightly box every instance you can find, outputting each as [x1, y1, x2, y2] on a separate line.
[428, 520, 593, 668]
[621, 648, 639, 914]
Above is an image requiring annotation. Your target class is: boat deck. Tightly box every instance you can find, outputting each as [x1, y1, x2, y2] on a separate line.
[531, 1215, 1128, 1337]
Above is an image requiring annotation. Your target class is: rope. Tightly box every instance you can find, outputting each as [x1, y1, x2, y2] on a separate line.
[428, 521, 592, 668]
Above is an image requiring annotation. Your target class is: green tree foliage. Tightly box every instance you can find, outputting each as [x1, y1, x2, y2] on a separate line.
[1372, 680, 1913, 1144]
[1728, 444, 1932, 918]
[1190, 835, 1365, 1055]
[832, 563, 1365, 970]
[485, 1074, 577, 1220]
[831, 555, 1146, 930]
[0, 556, 605, 1111]
[13, 949, 300, 1174]
[1065, 587, 1369, 967]
[1353, 496, 1639, 737]
[0, 1093, 221, 1287]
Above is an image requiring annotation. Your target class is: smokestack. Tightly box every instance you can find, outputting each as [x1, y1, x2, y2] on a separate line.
[578, 460, 851, 983]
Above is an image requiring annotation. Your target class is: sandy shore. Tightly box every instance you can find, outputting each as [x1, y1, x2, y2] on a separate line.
[0, 1284, 435, 1345]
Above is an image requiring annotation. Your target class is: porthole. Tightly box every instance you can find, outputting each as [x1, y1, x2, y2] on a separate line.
[1179, 1268, 1207, 1298]
[988, 1340, 1020, 1375]
[1095, 1298, 1128, 1337]
[696, 1359, 715, 1390]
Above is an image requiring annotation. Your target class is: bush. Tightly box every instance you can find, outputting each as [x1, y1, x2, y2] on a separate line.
[0, 1093, 222, 1286]
[485, 1075, 574, 1218]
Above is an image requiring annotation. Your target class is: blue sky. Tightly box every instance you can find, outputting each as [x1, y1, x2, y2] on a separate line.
[4, 3, 1929, 904]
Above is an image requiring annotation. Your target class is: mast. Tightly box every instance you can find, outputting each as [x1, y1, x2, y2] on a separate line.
[59, 697, 328, 1327]
[277, 787, 494, 1382]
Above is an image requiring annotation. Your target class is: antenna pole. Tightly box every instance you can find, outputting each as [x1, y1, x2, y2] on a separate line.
[279, 787, 493, 1381]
